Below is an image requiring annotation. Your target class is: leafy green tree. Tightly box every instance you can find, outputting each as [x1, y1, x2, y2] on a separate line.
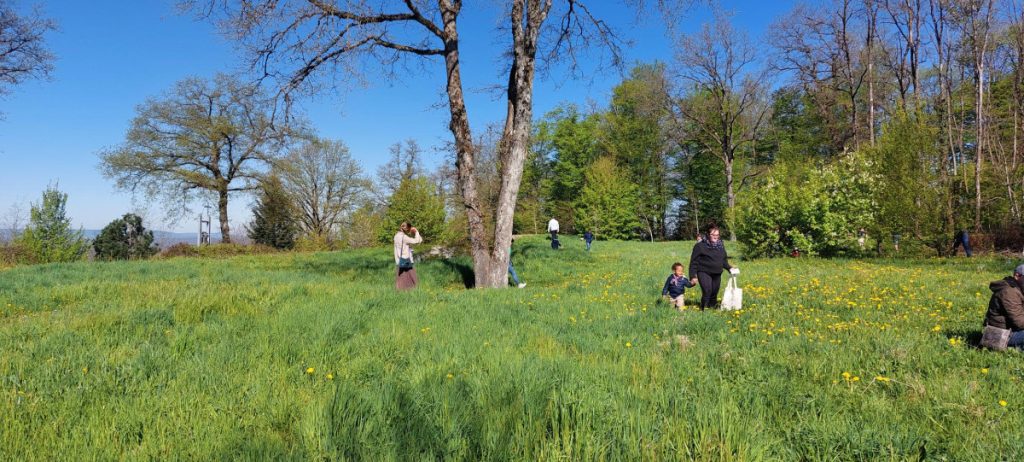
[675, 145, 728, 239]
[575, 157, 641, 240]
[93, 213, 158, 260]
[100, 74, 299, 243]
[866, 112, 945, 252]
[532, 105, 603, 230]
[604, 64, 675, 241]
[247, 176, 297, 250]
[16, 185, 88, 264]
[378, 176, 447, 246]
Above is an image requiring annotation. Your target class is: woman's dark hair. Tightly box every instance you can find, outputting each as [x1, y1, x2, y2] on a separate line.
[704, 221, 719, 234]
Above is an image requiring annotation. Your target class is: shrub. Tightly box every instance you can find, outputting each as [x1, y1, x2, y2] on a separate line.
[574, 157, 641, 240]
[16, 185, 89, 264]
[377, 177, 447, 245]
[93, 213, 159, 260]
[737, 153, 878, 258]
[294, 234, 341, 252]
[247, 176, 298, 250]
[158, 243, 279, 259]
[0, 243, 30, 268]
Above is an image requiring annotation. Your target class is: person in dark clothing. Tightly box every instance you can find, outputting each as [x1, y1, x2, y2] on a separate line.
[952, 229, 973, 257]
[983, 264, 1024, 349]
[583, 231, 594, 251]
[688, 224, 738, 310]
[662, 262, 693, 309]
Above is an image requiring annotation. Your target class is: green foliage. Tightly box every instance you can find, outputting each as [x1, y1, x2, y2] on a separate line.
[575, 157, 641, 240]
[676, 148, 729, 238]
[93, 214, 158, 261]
[343, 202, 384, 249]
[865, 111, 945, 250]
[15, 186, 88, 264]
[2, 239, 1022, 459]
[247, 176, 298, 250]
[378, 176, 447, 245]
[737, 153, 878, 258]
[514, 150, 551, 234]
[99, 74, 299, 241]
[605, 64, 673, 240]
[530, 105, 603, 230]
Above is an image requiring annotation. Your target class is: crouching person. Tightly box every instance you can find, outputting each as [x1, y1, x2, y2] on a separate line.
[983, 264, 1024, 349]
[662, 262, 694, 310]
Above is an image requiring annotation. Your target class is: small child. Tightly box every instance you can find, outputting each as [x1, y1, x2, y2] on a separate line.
[662, 262, 694, 309]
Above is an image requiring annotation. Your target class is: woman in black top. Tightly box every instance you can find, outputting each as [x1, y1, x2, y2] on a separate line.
[688, 224, 737, 310]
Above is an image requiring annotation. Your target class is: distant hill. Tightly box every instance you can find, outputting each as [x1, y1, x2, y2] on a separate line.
[4, 229, 224, 248]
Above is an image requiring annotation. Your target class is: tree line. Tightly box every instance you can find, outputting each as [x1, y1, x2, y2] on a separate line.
[7, 1, 1024, 271]
[515, 1, 1024, 257]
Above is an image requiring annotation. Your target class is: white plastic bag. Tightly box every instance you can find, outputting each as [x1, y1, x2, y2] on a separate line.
[721, 274, 743, 310]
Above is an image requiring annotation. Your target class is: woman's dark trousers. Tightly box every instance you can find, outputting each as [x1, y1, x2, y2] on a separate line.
[697, 272, 722, 310]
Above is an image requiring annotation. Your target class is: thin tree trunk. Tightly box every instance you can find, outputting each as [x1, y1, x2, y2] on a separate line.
[867, 0, 876, 145]
[975, 64, 985, 231]
[725, 154, 735, 241]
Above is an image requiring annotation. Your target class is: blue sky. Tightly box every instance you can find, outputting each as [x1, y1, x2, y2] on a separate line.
[0, 0, 795, 231]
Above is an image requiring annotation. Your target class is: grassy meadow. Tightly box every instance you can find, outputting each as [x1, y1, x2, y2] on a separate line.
[2, 236, 1023, 460]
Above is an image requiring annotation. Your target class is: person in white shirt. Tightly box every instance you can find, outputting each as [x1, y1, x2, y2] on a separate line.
[393, 222, 423, 290]
[547, 217, 559, 241]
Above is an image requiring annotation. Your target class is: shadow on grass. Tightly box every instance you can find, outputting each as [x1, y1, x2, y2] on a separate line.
[439, 259, 475, 289]
[947, 329, 983, 348]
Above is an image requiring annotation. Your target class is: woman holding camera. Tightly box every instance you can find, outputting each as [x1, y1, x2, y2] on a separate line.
[394, 221, 423, 290]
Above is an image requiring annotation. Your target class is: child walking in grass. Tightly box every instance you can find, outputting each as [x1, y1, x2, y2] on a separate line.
[662, 262, 693, 309]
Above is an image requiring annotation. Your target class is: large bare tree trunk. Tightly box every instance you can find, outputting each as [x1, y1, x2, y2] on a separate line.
[439, 6, 492, 287]
[446, 0, 550, 289]
[487, 0, 550, 288]
[218, 187, 231, 243]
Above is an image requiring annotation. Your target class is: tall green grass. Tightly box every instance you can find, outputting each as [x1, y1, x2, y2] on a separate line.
[2, 236, 1023, 460]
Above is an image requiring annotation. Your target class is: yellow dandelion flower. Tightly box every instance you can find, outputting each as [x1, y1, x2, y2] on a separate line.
[874, 376, 891, 382]
[326, 373, 334, 380]
[841, 372, 851, 379]
[625, 342, 633, 348]
[446, 373, 454, 380]
[981, 368, 989, 374]
[999, 400, 1008, 407]
[931, 325, 942, 332]
[306, 367, 315, 374]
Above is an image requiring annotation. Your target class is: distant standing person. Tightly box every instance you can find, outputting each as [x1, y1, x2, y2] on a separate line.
[583, 231, 594, 251]
[952, 229, 973, 257]
[688, 224, 738, 310]
[547, 217, 560, 241]
[394, 222, 422, 291]
[983, 264, 1024, 349]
